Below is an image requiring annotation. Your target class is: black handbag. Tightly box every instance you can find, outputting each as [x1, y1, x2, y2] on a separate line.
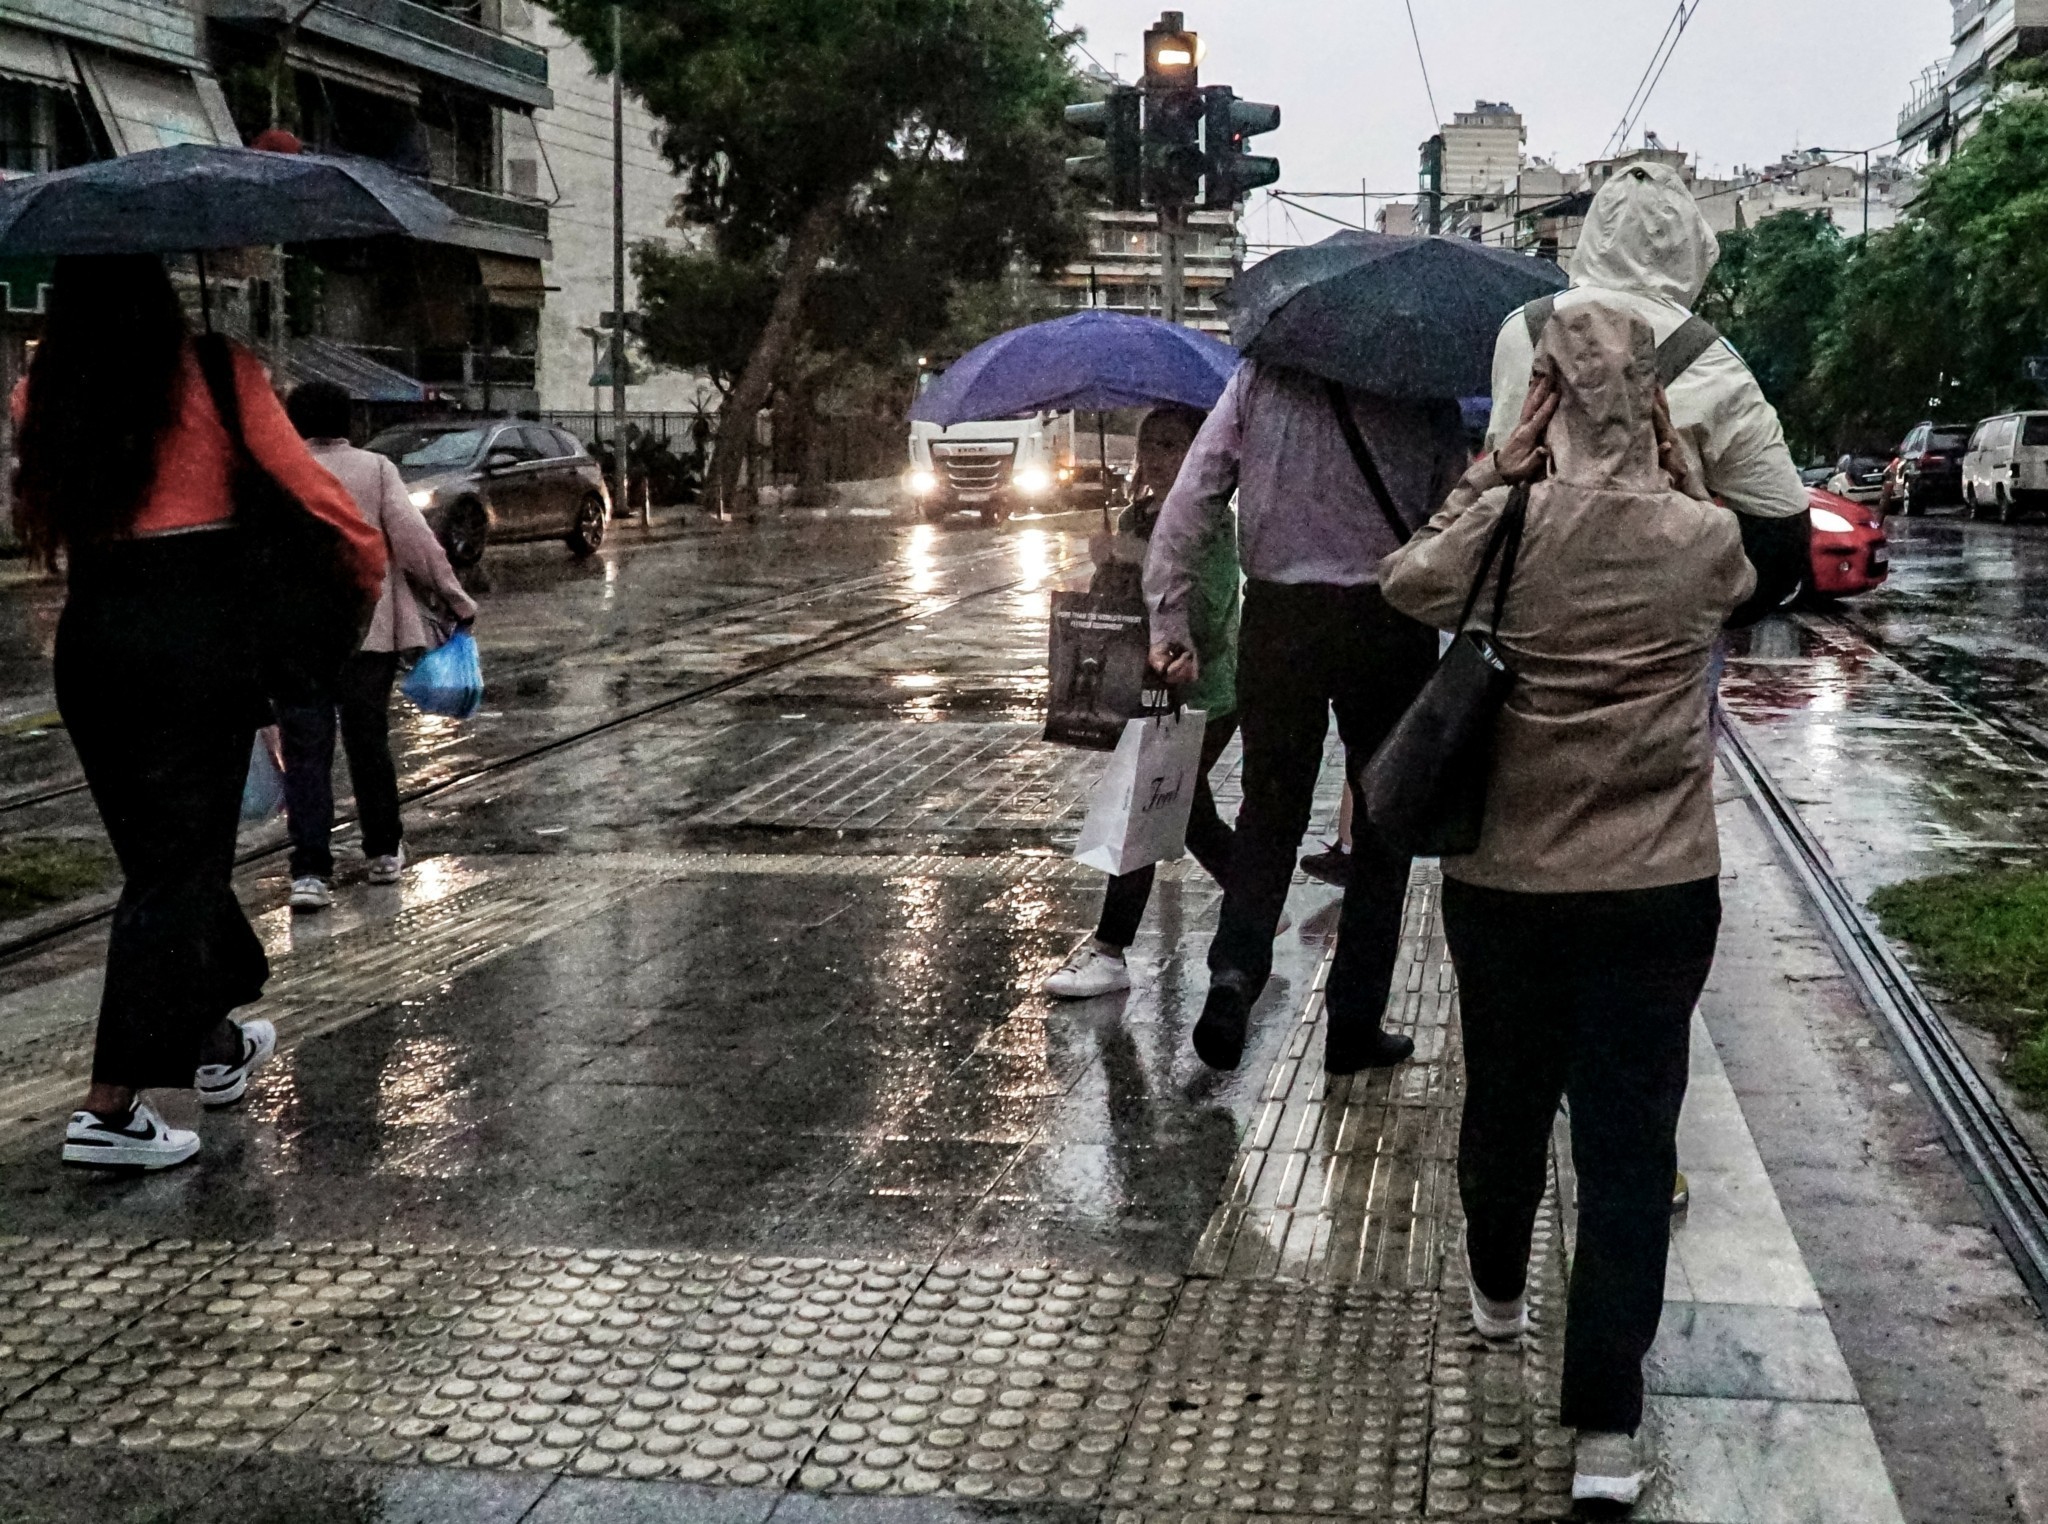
[194, 335, 374, 705]
[1357, 483, 1529, 858]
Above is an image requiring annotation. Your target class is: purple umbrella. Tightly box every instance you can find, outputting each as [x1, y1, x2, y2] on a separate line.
[909, 311, 1238, 427]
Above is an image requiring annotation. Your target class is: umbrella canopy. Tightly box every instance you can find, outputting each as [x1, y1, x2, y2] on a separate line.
[909, 311, 1239, 427]
[1225, 231, 1568, 401]
[0, 143, 461, 256]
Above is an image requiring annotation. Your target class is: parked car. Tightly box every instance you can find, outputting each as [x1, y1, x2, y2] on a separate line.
[1799, 464, 1837, 487]
[366, 420, 613, 566]
[1806, 486, 1889, 600]
[1889, 421, 1971, 515]
[1962, 411, 2048, 523]
[1825, 453, 1889, 506]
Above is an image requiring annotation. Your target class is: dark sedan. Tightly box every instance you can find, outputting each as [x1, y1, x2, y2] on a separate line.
[1891, 421, 1971, 515]
[366, 420, 612, 566]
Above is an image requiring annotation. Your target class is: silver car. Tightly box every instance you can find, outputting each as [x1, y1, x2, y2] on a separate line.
[367, 420, 613, 566]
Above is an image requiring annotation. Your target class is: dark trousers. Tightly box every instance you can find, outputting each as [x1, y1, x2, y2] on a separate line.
[55, 531, 270, 1090]
[1095, 711, 1238, 948]
[1443, 874, 1721, 1435]
[279, 651, 403, 880]
[1209, 581, 1436, 1034]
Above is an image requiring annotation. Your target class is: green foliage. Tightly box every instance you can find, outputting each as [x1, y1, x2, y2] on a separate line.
[0, 838, 114, 922]
[1870, 865, 2048, 1106]
[546, 0, 1088, 398]
[1698, 214, 1847, 457]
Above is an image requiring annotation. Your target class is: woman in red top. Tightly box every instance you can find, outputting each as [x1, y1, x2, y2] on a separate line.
[12, 253, 383, 1172]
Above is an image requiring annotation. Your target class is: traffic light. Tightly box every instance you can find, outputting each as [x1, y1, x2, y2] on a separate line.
[1065, 88, 1142, 210]
[1201, 86, 1280, 208]
[1143, 10, 1201, 87]
[1144, 84, 1206, 207]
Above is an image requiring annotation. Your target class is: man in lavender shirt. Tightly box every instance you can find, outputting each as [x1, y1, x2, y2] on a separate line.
[1145, 359, 1468, 1073]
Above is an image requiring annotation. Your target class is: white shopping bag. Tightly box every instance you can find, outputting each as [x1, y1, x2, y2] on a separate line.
[1072, 709, 1208, 875]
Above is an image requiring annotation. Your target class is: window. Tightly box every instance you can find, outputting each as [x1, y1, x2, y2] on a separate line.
[1901, 427, 1924, 454]
[487, 427, 541, 462]
[520, 425, 566, 459]
[367, 426, 490, 469]
[549, 428, 587, 458]
[0, 79, 92, 173]
[1929, 428, 1971, 451]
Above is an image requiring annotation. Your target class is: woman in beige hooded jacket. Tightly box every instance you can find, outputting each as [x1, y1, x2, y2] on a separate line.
[1379, 302, 1754, 1508]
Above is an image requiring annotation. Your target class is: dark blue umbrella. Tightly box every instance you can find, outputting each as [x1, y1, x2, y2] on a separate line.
[910, 311, 1238, 427]
[0, 142, 460, 255]
[1224, 230, 1568, 401]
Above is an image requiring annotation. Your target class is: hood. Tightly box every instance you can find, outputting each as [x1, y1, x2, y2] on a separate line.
[1569, 160, 1719, 306]
[1538, 301, 1665, 492]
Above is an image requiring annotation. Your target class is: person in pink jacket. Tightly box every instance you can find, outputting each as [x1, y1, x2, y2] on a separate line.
[279, 382, 477, 910]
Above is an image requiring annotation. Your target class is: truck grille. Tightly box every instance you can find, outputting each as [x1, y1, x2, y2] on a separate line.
[932, 442, 1014, 494]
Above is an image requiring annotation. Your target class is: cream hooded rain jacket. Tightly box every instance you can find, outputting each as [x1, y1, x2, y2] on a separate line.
[1487, 161, 1808, 523]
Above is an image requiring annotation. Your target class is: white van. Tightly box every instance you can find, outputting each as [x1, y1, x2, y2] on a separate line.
[1962, 411, 2048, 523]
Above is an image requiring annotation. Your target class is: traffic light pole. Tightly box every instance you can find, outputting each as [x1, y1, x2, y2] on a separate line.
[1159, 204, 1186, 325]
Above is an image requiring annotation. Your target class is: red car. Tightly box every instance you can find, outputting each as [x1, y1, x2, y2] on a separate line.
[1805, 486, 1889, 598]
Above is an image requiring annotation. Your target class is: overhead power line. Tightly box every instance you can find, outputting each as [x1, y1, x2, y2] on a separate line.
[1401, 0, 1441, 130]
[1603, 0, 1705, 159]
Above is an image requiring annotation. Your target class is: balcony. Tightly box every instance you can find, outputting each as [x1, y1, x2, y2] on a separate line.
[1898, 61, 1950, 142]
[427, 181, 548, 260]
[208, 0, 550, 109]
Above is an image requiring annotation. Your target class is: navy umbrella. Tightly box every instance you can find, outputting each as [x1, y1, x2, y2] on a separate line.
[909, 311, 1238, 427]
[1225, 231, 1568, 401]
[0, 142, 460, 255]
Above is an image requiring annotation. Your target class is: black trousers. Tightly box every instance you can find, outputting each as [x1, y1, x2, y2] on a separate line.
[1209, 581, 1436, 1035]
[55, 531, 270, 1090]
[1095, 711, 1238, 948]
[279, 650, 404, 880]
[1443, 874, 1721, 1436]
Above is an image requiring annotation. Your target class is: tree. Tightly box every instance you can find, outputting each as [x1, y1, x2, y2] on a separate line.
[1698, 213, 1848, 458]
[545, 0, 1087, 511]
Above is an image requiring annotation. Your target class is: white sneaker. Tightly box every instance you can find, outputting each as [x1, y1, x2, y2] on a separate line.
[366, 846, 406, 885]
[62, 1101, 199, 1171]
[1469, 1262, 1529, 1339]
[1042, 945, 1132, 999]
[1573, 1429, 1649, 1506]
[195, 1019, 276, 1108]
[289, 876, 332, 912]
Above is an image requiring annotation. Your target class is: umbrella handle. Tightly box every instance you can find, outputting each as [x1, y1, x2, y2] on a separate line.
[196, 250, 212, 332]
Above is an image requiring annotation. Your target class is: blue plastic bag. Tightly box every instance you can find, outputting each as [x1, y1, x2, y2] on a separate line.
[403, 629, 485, 720]
[241, 728, 285, 823]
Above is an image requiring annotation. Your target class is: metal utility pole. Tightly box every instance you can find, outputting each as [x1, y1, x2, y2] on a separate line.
[610, 4, 635, 523]
[1158, 204, 1185, 324]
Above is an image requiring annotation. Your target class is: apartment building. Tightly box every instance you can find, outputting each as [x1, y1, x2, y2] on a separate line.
[1899, 0, 2048, 160]
[1051, 207, 1241, 338]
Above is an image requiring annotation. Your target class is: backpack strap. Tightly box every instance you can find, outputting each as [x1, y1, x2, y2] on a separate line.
[1325, 379, 1411, 548]
[1524, 295, 1722, 388]
[1656, 314, 1723, 387]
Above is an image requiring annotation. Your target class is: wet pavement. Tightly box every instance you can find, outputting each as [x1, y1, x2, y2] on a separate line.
[0, 504, 2013, 1521]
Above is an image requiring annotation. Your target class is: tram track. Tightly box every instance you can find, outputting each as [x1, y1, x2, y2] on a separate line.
[0, 532, 1081, 969]
[1722, 621, 2048, 1314]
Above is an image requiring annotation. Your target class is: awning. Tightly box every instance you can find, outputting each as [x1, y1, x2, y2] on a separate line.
[72, 49, 227, 154]
[0, 26, 75, 90]
[281, 335, 439, 403]
[478, 251, 544, 309]
[287, 35, 420, 106]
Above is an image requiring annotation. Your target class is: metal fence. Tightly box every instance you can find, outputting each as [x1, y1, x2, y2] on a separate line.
[543, 409, 905, 486]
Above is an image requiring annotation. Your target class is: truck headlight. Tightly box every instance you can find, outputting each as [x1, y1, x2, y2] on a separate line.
[409, 488, 436, 509]
[1014, 467, 1052, 496]
[907, 469, 939, 496]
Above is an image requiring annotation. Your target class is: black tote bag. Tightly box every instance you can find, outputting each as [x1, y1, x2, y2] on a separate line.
[1358, 484, 1529, 858]
[194, 335, 374, 705]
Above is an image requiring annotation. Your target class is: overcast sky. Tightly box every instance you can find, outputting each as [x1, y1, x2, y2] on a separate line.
[1057, 0, 1954, 248]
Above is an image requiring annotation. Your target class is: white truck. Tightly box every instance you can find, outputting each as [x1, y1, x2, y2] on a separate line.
[905, 411, 1079, 524]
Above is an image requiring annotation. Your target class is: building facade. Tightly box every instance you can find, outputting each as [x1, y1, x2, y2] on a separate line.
[1050, 207, 1241, 338]
[1899, 0, 2048, 159]
[502, 3, 706, 418]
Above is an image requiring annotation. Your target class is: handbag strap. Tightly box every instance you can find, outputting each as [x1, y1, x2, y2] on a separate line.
[192, 332, 252, 467]
[1325, 379, 1411, 547]
[1453, 483, 1531, 636]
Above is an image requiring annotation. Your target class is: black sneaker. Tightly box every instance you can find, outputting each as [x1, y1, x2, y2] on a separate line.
[1193, 983, 1251, 1071]
[1326, 1027, 1415, 1073]
[1300, 842, 1351, 887]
